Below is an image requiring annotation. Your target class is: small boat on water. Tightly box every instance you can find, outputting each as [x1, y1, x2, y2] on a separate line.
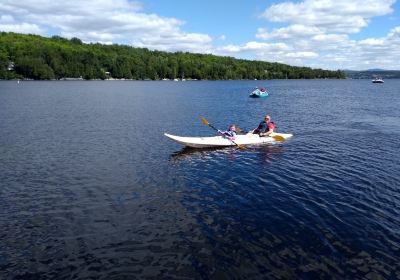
[372, 77, 384, 83]
[164, 132, 293, 148]
[249, 88, 269, 98]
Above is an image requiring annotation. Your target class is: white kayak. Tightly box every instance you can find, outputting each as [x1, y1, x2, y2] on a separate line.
[164, 132, 293, 148]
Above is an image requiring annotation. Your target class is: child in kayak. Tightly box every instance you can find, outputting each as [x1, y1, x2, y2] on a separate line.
[218, 124, 237, 140]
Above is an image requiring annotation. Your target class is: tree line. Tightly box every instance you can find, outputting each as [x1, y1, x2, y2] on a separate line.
[345, 70, 400, 79]
[0, 32, 345, 80]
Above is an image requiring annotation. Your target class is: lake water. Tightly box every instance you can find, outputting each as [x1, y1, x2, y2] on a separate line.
[0, 80, 399, 279]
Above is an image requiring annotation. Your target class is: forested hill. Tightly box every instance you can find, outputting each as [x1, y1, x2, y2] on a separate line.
[0, 32, 345, 80]
[344, 70, 400, 79]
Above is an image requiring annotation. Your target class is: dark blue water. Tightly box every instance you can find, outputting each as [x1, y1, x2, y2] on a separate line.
[1, 80, 399, 279]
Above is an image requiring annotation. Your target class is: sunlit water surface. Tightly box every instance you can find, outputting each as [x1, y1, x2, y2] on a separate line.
[0, 80, 399, 279]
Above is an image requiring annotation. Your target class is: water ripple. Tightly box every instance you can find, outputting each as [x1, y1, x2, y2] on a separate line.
[1, 80, 400, 279]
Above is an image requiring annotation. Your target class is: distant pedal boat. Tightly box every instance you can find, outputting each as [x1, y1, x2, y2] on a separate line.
[249, 89, 269, 98]
[164, 133, 293, 148]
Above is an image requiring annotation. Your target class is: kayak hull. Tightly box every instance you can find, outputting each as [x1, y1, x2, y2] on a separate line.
[164, 133, 293, 148]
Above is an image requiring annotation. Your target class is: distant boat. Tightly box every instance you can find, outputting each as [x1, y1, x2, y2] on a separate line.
[249, 88, 269, 98]
[372, 77, 384, 83]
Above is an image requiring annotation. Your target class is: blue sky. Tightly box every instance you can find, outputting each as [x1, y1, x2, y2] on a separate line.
[0, 0, 399, 70]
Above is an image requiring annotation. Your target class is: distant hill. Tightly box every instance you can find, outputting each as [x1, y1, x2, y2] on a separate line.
[344, 70, 400, 79]
[0, 32, 345, 80]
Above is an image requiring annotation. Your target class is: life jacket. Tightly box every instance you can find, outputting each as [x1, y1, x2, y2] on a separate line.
[223, 130, 237, 138]
[254, 121, 275, 134]
[268, 121, 275, 130]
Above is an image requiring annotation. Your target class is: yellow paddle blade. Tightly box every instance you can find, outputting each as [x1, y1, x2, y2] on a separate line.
[235, 127, 242, 133]
[271, 135, 285, 142]
[200, 116, 209, 126]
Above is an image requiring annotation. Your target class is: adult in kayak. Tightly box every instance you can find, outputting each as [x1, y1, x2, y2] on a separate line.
[218, 124, 237, 140]
[254, 86, 267, 92]
[251, 115, 275, 137]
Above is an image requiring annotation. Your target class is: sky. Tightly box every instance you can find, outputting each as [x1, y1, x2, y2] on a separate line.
[0, 0, 399, 70]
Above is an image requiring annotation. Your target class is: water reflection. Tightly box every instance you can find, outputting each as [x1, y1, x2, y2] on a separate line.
[171, 146, 217, 159]
[169, 144, 285, 164]
[170, 146, 239, 162]
[256, 144, 285, 164]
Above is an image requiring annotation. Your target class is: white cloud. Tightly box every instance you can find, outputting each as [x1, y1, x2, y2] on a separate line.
[214, 41, 312, 66]
[245, 0, 400, 69]
[0, 22, 43, 34]
[310, 34, 353, 50]
[215, 41, 290, 55]
[261, 0, 396, 33]
[359, 38, 385, 46]
[388, 26, 400, 40]
[0, 14, 43, 34]
[243, 41, 290, 51]
[133, 32, 213, 53]
[216, 23, 400, 70]
[309, 26, 400, 69]
[256, 25, 322, 40]
[285, 51, 318, 58]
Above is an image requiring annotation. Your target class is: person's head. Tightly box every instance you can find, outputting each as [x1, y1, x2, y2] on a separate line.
[228, 124, 236, 131]
[264, 115, 271, 122]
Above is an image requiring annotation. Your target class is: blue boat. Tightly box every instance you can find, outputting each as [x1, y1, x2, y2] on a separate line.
[249, 89, 269, 98]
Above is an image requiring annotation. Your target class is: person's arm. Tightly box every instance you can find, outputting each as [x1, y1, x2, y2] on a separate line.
[218, 130, 230, 136]
[250, 121, 263, 134]
[260, 123, 274, 136]
[261, 129, 273, 136]
[261, 123, 274, 136]
[226, 131, 236, 139]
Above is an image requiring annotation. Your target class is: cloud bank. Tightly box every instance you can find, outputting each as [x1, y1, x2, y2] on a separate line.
[0, 0, 213, 53]
[0, 0, 399, 70]
[252, 0, 399, 69]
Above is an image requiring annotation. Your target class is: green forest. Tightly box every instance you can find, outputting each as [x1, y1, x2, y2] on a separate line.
[0, 32, 345, 80]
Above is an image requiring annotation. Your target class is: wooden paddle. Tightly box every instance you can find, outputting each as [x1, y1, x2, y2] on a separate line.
[269, 134, 285, 142]
[200, 117, 245, 149]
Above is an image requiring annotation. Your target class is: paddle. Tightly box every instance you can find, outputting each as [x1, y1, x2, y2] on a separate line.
[200, 117, 245, 149]
[269, 134, 285, 142]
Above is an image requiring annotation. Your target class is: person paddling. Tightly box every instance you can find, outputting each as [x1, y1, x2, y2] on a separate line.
[250, 115, 275, 137]
[218, 124, 237, 140]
